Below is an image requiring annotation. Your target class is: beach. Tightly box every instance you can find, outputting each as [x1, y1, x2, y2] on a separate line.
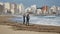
[0, 25, 59, 34]
[0, 15, 60, 34]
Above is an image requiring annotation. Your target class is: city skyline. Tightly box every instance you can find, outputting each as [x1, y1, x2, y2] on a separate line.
[0, 0, 60, 8]
[0, 2, 60, 16]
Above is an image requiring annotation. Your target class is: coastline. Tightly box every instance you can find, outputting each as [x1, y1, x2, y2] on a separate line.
[0, 15, 60, 34]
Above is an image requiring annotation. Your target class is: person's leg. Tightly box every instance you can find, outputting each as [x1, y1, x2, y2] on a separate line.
[23, 21, 25, 24]
[23, 18, 25, 24]
[27, 19, 29, 26]
[26, 19, 28, 26]
[26, 20, 27, 25]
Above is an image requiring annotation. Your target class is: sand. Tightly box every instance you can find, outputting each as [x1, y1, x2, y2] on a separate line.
[0, 25, 59, 34]
[0, 15, 60, 34]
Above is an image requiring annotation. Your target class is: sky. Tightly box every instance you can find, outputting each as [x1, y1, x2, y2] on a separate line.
[0, 0, 60, 8]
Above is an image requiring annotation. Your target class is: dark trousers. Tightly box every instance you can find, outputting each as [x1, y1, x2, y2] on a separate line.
[26, 19, 29, 26]
[23, 17, 25, 24]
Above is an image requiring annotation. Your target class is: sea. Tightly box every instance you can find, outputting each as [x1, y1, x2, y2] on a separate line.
[7, 15, 60, 26]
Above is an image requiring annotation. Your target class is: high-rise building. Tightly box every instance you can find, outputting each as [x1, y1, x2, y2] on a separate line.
[30, 5, 37, 14]
[50, 5, 57, 15]
[25, 7, 31, 13]
[12, 3, 17, 15]
[10, 3, 15, 14]
[10, 3, 17, 14]
[0, 5, 4, 14]
[36, 8, 42, 15]
[18, 3, 25, 14]
[57, 7, 60, 15]
[50, 5, 57, 12]
[58, 7, 60, 10]
[0, 2, 4, 14]
[41, 6, 48, 15]
[4, 2, 11, 14]
[48, 7, 53, 15]
[3, 2, 25, 15]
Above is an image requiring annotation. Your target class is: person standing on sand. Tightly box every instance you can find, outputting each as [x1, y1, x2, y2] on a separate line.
[23, 13, 26, 24]
[26, 13, 30, 26]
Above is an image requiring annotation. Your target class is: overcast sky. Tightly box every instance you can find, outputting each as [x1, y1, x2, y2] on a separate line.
[0, 0, 60, 8]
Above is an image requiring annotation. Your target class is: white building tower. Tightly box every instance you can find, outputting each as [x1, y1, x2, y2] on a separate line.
[10, 3, 15, 15]
[25, 7, 31, 13]
[37, 9, 42, 15]
[50, 5, 57, 15]
[57, 7, 60, 15]
[10, 3, 18, 15]
[18, 3, 25, 14]
[30, 5, 37, 14]
[4, 2, 11, 14]
[0, 2, 4, 14]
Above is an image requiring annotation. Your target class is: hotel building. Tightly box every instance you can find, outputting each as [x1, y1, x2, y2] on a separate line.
[10, 3, 17, 15]
[0, 2, 4, 14]
[36, 8, 42, 15]
[18, 3, 25, 14]
[30, 5, 37, 14]
[50, 5, 58, 15]
[4, 2, 11, 14]
[41, 6, 48, 15]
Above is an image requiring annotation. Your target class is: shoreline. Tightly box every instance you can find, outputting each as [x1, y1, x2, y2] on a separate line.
[0, 21, 60, 33]
[0, 16, 60, 33]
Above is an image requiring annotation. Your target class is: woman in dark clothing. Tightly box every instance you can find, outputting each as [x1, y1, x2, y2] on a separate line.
[23, 14, 26, 24]
[26, 13, 30, 26]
